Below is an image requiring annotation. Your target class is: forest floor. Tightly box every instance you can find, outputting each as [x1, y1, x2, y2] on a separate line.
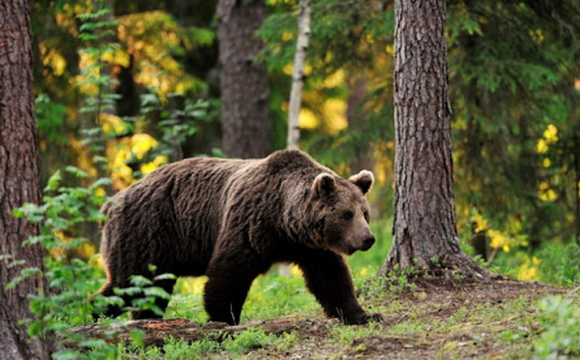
[236, 278, 568, 359]
[105, 277, 575, 359]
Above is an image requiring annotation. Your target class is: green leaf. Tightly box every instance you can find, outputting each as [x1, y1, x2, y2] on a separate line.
[45, 170, 62, 192]
[129, 329, 146, 347]
[65, 166, 89, 178]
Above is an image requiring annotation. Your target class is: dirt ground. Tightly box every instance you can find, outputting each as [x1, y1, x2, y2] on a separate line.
[243, 278, 568, 359]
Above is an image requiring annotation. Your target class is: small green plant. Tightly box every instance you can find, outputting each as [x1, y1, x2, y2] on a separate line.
[533, 296, 580, 359]
[222, 327, 276, 356]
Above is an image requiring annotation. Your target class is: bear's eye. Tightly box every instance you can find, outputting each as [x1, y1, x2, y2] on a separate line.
[342, 211, 354, 220]
[363, 211, 370, 223]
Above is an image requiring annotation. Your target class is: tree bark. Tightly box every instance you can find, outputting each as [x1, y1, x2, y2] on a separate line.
[287, 0, 311, 150]
[379, 0, 487, 279]
[0, 1, 54, 359]
[218, 0, 271, 159]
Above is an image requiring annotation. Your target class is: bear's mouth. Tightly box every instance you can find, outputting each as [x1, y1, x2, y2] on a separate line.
[346, 246, 359, 255]
[359, 242, 374, 252]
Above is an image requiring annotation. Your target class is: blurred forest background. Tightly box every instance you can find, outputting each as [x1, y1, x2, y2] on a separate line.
[32, 0, 580, 284]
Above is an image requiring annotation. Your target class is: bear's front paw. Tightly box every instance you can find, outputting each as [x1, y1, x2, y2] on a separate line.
[344, 312, 384, 325]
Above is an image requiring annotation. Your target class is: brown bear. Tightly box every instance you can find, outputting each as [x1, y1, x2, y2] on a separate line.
[98, 149, 382, 325]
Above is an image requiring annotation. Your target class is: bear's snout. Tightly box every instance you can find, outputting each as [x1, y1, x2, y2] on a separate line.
[361, 235, 375, 251]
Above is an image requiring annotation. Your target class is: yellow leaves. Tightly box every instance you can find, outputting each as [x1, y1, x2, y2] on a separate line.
[538, 182, 558, 202]
[282, 31, 294, 41]
[93, 187, 107, 197]
[536, 139, 549, 154]
[323, 69, 345, 88]
[472, 212, 489, 233]
[102, 114, 128, 135]
[100, 48, 130, 68]
[488, 229, 513, 252]
[529, 29, 545, 44]
[543, 124, 559, 143]
[131, 134, 158, 159]
[108, 133, 165, 189]
[323, 99, 348, 132]
[295, 99, 347, 134]
[365, 33, 374, 44]
[117, 11, 203, 96]
[50, 231, 96, 260]
[283, 63, 293, 76]
[39, 43, 67, 76]
[299, 108, 318, 130]
[518, 256, 541, 281]
[536, 123, 559, 154]
[542, 158, 551, 168]
[141, 155, 169, 176]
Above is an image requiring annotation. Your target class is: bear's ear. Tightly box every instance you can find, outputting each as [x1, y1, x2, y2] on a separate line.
[349, 170, 374, 194]
[312, 173, 336, 198]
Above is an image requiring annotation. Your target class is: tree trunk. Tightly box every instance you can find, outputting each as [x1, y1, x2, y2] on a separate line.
[218, 0, 271, 159]
[287, 0, 311, 150]
[379, 0, 487, 279]
[347, 76, 374, 174]
[0, 1, 54, 359]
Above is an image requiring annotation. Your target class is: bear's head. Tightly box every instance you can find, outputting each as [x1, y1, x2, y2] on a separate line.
[309, 170, 376, 255]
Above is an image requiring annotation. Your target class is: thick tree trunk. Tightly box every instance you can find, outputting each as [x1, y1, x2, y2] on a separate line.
[218, 0, 271, 159]
[379, 0, 487, 279]
[0, 1, 54, 359]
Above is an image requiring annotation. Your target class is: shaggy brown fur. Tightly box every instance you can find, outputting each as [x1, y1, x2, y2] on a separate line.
[98, 149, 382, 325]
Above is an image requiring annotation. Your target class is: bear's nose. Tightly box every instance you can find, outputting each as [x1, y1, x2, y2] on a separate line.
[362, 236, 375, 250]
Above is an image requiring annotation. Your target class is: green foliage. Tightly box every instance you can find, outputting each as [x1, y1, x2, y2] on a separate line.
[537, 242, 580, 286]
[534, 296, 580, 358]
[138, 91, 220, 165]
[10, 168, 115, 358]
[35, 94, 67, 145]
[9, 167, 178, 358]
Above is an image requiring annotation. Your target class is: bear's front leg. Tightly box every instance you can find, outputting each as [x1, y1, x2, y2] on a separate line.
[296, 249, 383, 325]
[204, 248, 268, 325]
